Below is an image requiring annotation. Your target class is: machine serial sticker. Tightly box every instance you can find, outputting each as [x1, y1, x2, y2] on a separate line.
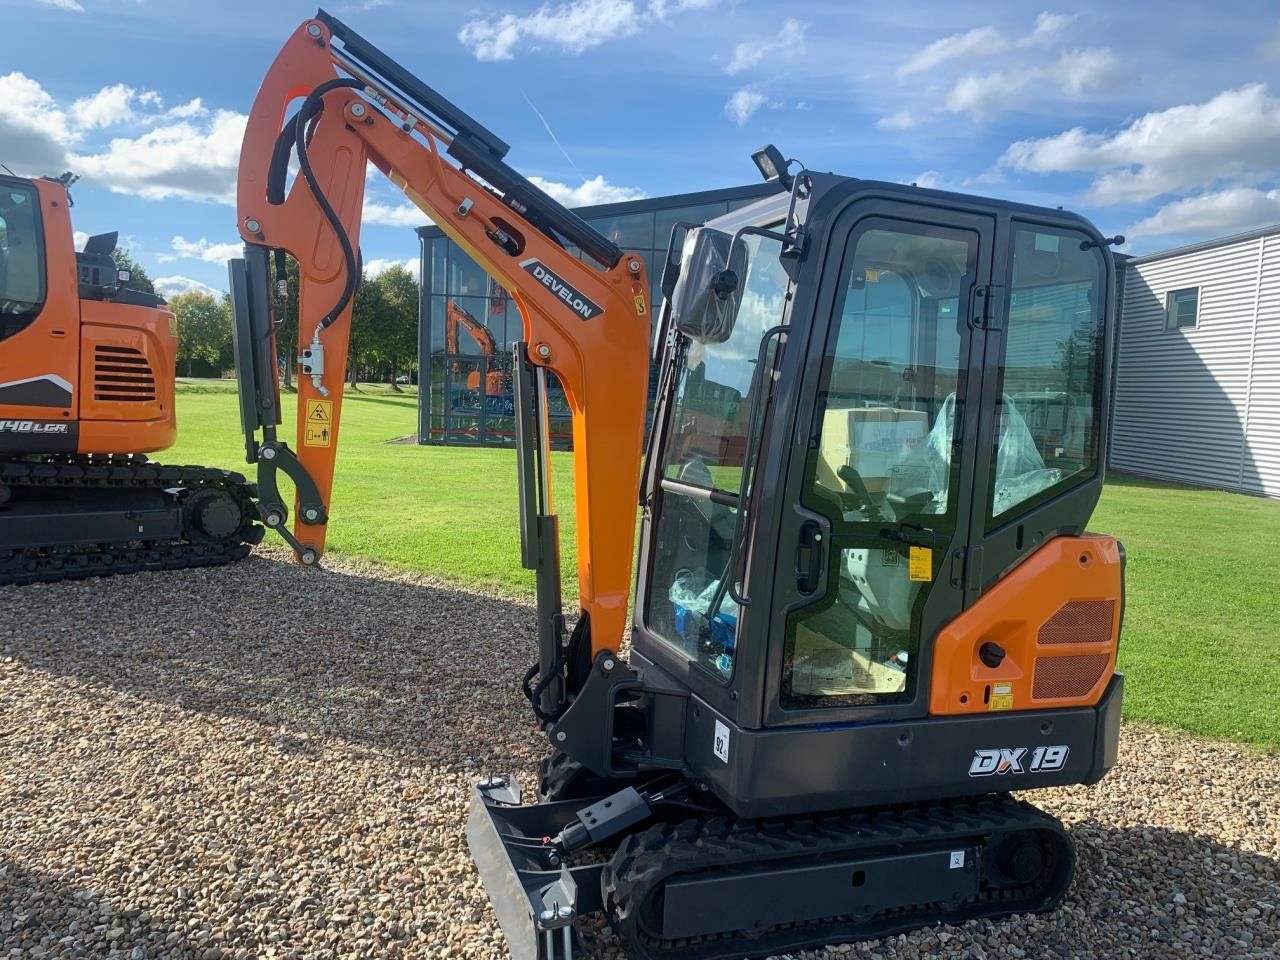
[908, 545, 933, 582]
[989, 681, 1014, 712]
[304, 399, 332, 447]
[713, 720, 730, 763]
[634, 294, 648, 316]
[519, 257, 604, 320]
[949, 850, 965, 869]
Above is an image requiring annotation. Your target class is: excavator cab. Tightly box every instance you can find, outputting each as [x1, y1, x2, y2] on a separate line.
[479, 178, 1124, 958]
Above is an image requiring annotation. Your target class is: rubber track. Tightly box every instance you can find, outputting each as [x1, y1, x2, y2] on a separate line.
[0, 454, 263, 587]
[602, 794, 1073, 960]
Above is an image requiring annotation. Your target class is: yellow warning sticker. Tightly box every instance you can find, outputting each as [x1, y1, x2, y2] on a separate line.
[634, 294, 648, 316]
[303, 399, 332, 448]
[864, 267, 880, 282]
[989, 682, 1014, 712]
[908, 545, 933, 582]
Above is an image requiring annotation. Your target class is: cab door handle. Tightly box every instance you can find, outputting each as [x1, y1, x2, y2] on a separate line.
[795, 521, 826, 595]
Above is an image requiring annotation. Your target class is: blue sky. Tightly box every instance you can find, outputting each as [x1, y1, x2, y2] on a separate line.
[3, 0, 1279, 297]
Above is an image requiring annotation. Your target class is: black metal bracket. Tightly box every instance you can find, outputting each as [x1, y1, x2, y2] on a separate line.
[548, 652, 690, 779]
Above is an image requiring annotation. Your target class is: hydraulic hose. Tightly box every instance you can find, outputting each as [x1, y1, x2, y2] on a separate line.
[293, 77, 365, 331]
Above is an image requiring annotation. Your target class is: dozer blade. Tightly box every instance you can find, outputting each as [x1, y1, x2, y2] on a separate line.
[465, 777, 606, 960]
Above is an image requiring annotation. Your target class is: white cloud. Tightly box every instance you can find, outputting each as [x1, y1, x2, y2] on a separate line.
[36, 0, 84, 11]
[1003, 83, 1280, 204]
[0, 72, 76, 175]
[945, 47, 1118, 118]
[528, 174, 645, 206]
[726, 18, 806, 76]
[724, 88, 768, 125]
[73, 230, 90, 250]
[363, 198, 430, 227]
[648, 0, 717, 17]
[876, 110, 918, 131]
[154, 275, 219, 298]
[364, 257, 417, 278]
[71, 84, 138, 129]
[898, 11, 1073, 77]
[459, 0, 718, 59]
[73, 109, 247, 203]
[1127, 188, 1280, 239]
[459, 0, 640, 60]
[911, 171, 946, 190]
[0, 73, 246, 204]
[163, 98, 207, 121]
[898, 26, 1002, 78]
[159, 235, 242, 264]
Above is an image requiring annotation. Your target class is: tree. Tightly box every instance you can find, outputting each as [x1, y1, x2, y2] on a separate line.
[348, 272, 385, 389]
[110, 248, 156, 295]
[371, 264, 419, 390]
[169, 290, 229, 377]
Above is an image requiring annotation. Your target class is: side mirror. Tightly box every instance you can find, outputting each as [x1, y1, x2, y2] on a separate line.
[670, 227, 749, 344]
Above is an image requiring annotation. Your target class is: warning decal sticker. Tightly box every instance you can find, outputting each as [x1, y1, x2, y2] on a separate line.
[908, 545, 933, 582]
[304, 399, 332, 448]
[989, 682, 1014, 712]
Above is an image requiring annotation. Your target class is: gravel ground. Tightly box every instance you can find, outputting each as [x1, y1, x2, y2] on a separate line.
[0, 550, 1276, 960]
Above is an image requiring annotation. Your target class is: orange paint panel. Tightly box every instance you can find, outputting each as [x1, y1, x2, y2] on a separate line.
[0, 179, 80, 422]
[929, 535, 1123, 716]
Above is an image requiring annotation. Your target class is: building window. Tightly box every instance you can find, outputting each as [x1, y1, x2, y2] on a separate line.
[1165, 286, 1198, 330]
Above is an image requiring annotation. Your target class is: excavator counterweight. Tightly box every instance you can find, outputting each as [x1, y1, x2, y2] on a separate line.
[232, 12, 1126, 958]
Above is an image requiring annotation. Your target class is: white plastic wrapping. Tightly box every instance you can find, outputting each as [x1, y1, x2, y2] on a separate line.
[886, 393, 1060, 516]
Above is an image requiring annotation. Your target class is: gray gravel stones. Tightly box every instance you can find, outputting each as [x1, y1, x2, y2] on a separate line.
[1, 551, 1277, 959]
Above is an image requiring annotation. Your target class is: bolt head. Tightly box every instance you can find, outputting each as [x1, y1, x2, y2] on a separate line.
[478, 777, 492, 789]
[265, 513, 282, 528]
[539, 909, 555, 924]
[306, 22, 323, 37]
[489, 776, 505, 788]
[350, 102, 366, 117]
[557, 906, 574, 920]
[300, 550, 318, 566]
[536, 343, 551, 358]
[602, 658, 615, 672]
[628, 258, 642, 273]
[261, 446, 277, 460]
[555, 731, 566, 742]
[244, 218, 261, 234]
[304, 508, 319, 521]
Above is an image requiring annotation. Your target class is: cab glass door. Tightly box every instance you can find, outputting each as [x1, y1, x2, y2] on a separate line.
[773, 213, 990, 714]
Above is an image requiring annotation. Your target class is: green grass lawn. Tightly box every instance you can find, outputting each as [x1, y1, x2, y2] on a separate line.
[168, 381, 1279, 748]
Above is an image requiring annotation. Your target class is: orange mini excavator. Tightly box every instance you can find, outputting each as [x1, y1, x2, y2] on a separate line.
[0, 173, 261, 585]
[445, 298, 507, 397]
[231, 12, 1127, 959]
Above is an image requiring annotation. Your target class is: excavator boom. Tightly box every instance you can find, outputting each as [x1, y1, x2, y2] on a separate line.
[229, 10, 651, 665]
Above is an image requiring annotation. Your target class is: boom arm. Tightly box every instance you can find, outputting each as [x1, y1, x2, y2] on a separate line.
[445, 299, 498, 358]
[229, 11, 651, 667]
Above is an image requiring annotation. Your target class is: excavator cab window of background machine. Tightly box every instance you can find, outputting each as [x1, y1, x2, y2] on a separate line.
[230, 13, 1126, 959]
[0, 181, 45, 341]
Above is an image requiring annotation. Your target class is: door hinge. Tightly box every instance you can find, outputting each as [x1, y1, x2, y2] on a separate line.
[970, 284, 1004, 330]
[950, 545, 984, 593]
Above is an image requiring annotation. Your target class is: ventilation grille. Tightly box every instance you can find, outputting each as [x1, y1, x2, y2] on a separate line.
[1033, 653, 1110, 700]
[1038, 599, 1115, 646]
[94, 344, 156, 403]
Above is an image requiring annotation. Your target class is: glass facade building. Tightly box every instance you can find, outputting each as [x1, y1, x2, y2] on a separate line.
[415, 183, 779, 446]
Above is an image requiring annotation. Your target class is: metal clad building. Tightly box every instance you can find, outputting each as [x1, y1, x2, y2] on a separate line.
[415, 183, 779, 447]
[1112, 224, 1280, 498]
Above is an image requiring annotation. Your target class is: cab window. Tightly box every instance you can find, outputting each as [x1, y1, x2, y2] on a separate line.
[0, 183, 46, 342]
